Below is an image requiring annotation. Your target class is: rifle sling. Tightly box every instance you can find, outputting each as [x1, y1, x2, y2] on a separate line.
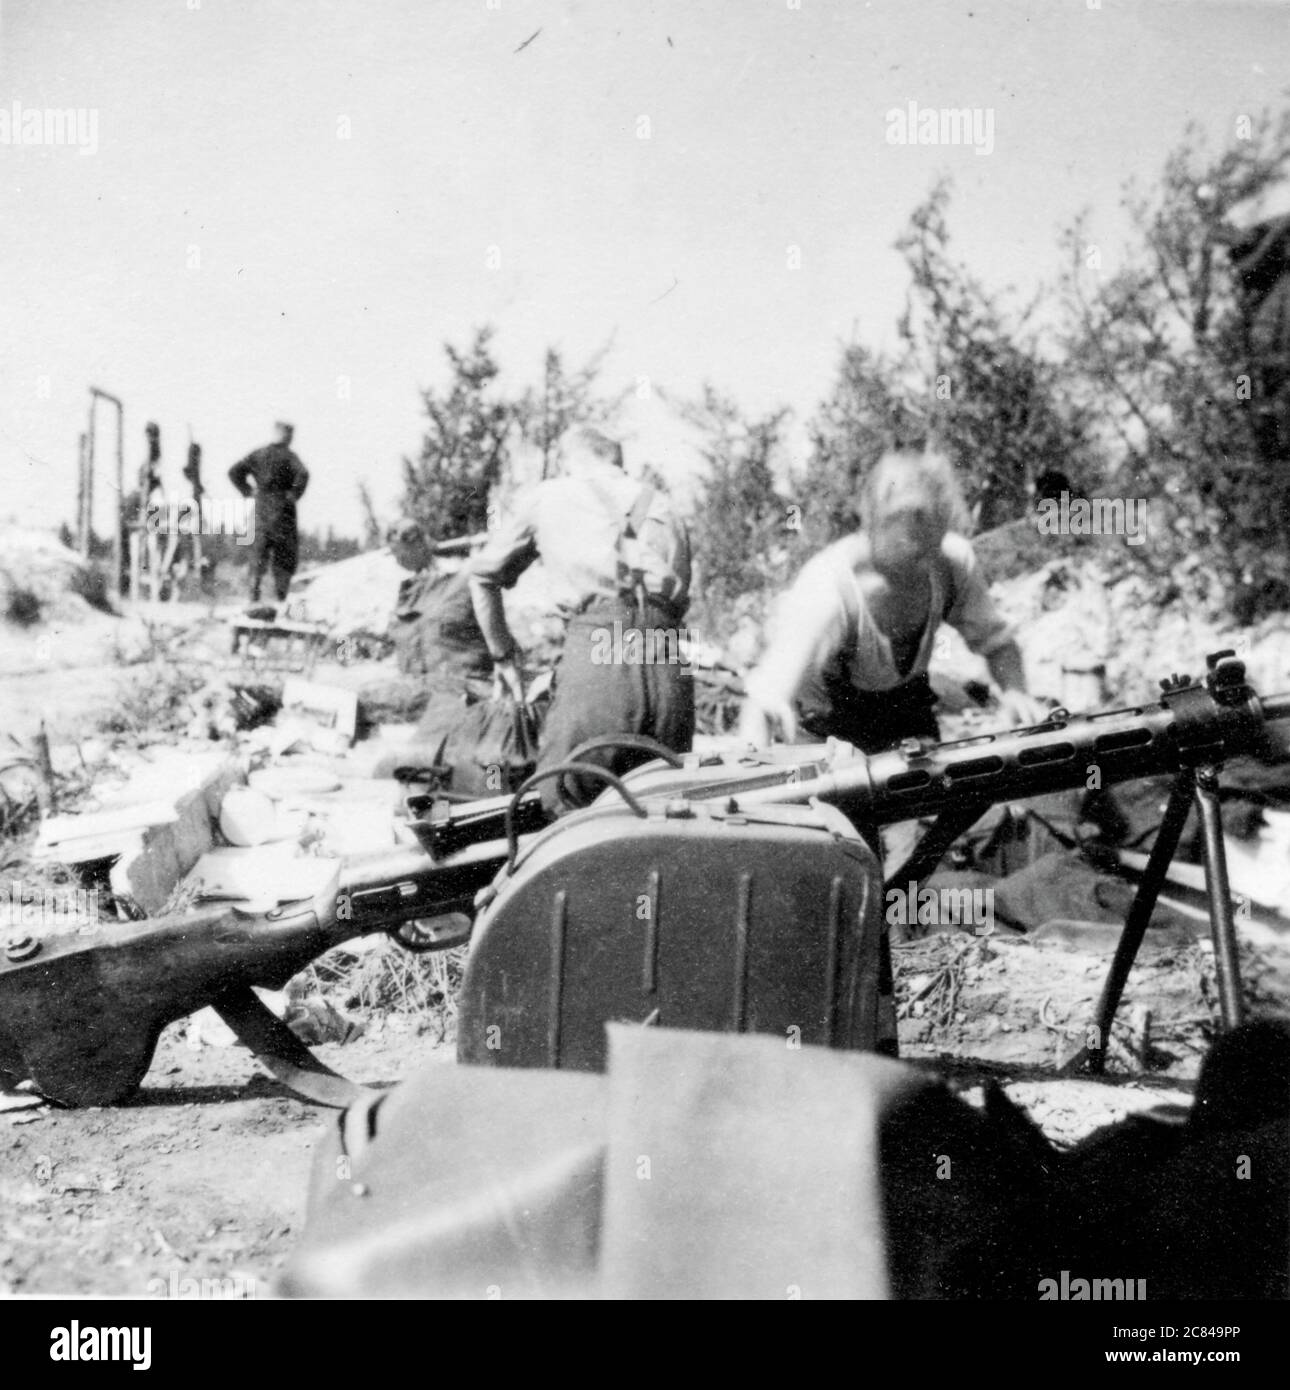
[214, 986, 376, 1109]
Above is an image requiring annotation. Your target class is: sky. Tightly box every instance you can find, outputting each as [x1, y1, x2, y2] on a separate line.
[1, 0, 1287, 541]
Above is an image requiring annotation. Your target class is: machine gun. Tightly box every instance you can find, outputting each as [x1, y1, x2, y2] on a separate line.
[1, 652, 1286, 1105]
[0, 795, 548, 1107]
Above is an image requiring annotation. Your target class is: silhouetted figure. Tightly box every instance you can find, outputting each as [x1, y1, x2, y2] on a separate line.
[229, 421, 310, 604]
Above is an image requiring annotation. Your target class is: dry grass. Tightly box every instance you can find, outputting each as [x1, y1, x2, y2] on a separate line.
[297, 939, 467, 1043]
[96, 655, 208, 741]
[897, 933, 979, 1029]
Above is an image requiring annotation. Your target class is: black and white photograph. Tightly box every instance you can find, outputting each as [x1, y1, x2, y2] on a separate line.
[2, 0, 1290, 1335]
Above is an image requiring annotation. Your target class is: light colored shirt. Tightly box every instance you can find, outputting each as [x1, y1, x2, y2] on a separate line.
[470, 462, 691, 617]
[744, 532, 1014, 711]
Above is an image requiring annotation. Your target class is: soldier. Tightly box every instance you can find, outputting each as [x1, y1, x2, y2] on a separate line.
[387, 517, 493, 727]
[228, 421, 310, 604]
[739, 448, 1044, 753]
[469, 427, 693, 812]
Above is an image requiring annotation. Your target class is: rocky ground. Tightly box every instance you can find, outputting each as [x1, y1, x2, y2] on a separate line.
[1, 1024, 451, 1298]
[2, 527, 1289, 1298]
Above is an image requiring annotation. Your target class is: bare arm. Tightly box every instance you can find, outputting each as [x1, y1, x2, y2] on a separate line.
[986, 638, 1027, 694]
[739, 559, 849, 745]
[469, 577, 524, 702]
[986, 639, 1046, 725]
[469, 577, 518, 662]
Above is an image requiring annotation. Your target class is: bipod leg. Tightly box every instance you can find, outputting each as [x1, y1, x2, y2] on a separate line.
[1193, 764, 1245, 1031]
[1066, 768, 1195, 1075]
[884, 799, 990, 893]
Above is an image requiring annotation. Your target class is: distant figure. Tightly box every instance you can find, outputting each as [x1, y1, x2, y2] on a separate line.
[229, 421, 310, 603]
[120, 421, 164, 594]
[140, 421, 163, 499]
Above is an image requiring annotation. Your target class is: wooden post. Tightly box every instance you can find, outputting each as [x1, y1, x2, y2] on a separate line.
[88, 387, 125, 595]
[84, 397, 96, 557]
[76, 431, 89, 557]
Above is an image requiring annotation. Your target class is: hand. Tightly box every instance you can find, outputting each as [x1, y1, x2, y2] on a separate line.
[738, 697, 798, 748]
[996, 688, 1048, 728]
[491, 658, 525, 704]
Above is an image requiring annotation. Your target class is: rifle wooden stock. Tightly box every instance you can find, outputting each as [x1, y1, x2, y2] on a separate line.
[0, 835, 514, 1106]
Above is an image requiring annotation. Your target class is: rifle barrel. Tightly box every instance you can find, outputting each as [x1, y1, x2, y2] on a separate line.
[728, 682, 1290, 824]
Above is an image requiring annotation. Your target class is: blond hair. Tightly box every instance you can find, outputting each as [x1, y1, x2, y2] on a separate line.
[566, 427, 624, 471]
[860, 449, 971, 537]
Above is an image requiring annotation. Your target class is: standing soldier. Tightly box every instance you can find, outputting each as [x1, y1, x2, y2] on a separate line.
[229, 421, 310, 604]
[120, 422, 163, 595]
[469, 427, 693, 812]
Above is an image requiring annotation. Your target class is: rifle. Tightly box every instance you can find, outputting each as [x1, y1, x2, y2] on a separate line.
[0, 795, 547, 1107]
[1, 652, 1285, 1105]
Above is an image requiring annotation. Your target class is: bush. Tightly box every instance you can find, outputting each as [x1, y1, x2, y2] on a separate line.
[5, 587, 42, 627]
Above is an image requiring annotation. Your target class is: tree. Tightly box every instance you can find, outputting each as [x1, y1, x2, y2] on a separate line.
[299, 525, 363, 566]
[1058, 112, 1290, 621]
[795, 344, 919, 549]
[670, 385, 791, 638]
[357, 482, 382, 550]
[399, 328, 515, 542]
[895, 180, 1099, 531]
[515, 342, 626, 480]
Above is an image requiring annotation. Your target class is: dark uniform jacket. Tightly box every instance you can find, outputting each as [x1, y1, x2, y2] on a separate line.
[229, 444, 310, 532]
[393, 567, 492, 683]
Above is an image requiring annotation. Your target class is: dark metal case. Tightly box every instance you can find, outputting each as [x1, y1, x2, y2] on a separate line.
[458, 797, 885, 1071]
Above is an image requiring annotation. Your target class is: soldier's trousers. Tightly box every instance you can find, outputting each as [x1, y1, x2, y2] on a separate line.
[535, 599, 695, 815]
[251, 499, 299, 602]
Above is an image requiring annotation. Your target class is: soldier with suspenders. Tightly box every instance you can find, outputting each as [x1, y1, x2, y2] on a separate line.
[469, 427, 694, 814]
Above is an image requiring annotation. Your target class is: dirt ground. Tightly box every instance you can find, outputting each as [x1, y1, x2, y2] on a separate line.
[8, 924, 1285, 1299]
[3, 617, 1290, 1300]
[1, 1023, 453, 1298]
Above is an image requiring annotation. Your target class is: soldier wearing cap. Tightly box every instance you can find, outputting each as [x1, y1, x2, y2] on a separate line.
[229, 421, 310, 603]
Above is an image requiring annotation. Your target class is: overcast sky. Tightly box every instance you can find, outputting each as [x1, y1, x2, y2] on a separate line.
[1, 0, 1286, 540]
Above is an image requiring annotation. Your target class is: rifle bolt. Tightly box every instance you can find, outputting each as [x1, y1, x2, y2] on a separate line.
[4, 934, 40, 962]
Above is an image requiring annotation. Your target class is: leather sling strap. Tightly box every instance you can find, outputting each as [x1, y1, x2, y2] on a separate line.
[214, 985, 376, 1109]
[583, 476, 657, 625]
[624, 484, 655, 625]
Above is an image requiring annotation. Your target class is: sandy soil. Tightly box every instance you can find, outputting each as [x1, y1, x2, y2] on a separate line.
[2, 602, 1288, 1300]
[1, 1024, 452, 1298]
[5, 939, 1265, 1301]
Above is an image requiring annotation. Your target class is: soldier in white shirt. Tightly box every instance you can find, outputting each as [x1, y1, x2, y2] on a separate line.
[470, 428, 693, 811]
[740, 449, 1044, 752]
